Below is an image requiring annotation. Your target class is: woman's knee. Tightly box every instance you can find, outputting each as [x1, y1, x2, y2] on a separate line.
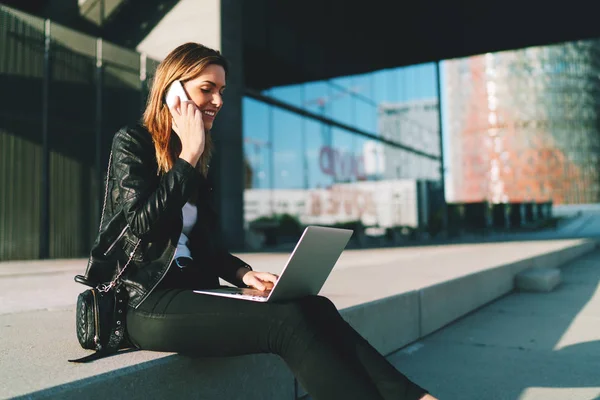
[279, 295, 340, 328]
[298, 295, 339, 314]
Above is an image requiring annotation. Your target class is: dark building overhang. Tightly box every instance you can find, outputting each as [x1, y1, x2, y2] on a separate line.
[4, 0, 600, 90]
[242, 0, 600, 89]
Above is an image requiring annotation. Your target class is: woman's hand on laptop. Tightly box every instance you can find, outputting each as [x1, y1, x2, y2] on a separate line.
[242, 271, 279, 292]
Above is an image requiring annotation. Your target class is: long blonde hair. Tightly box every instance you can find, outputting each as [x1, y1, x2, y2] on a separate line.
[143, 43, 228, 177]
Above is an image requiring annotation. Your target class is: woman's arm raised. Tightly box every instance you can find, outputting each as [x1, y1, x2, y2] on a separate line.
[112, 127, 203, 240]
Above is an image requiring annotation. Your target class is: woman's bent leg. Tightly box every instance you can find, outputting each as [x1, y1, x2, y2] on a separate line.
[127, 289, 385, 400]
[295, 296, 429, 400]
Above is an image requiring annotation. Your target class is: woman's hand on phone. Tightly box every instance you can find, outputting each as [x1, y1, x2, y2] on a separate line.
[169, 95, 205, 167]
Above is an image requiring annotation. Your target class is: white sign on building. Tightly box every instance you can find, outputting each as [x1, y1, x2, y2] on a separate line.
[244, 179, 419, 229]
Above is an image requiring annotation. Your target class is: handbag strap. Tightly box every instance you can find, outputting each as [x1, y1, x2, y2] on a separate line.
[97, 151, 112, 234]
[97, 150, 140, 293]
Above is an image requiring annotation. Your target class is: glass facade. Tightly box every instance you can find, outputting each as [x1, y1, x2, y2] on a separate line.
[7, 3, 600, 260]
[0, 5, 160, 260]
[243, 66, 443, 234]
[445, 40, 600, 205]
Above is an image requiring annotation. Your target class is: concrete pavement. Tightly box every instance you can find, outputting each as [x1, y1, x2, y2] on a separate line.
[2, 219, 600, 399]
[391, 248, 600, 400]
[1, 238, 596, 315]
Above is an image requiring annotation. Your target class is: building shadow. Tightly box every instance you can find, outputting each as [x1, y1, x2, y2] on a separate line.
[392, 250, 600, 399]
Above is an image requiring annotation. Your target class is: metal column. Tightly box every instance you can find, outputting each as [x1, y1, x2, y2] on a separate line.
[94, 38, 103, 230]
[435, 61, 449, 235]
[40, 19, 51, 259]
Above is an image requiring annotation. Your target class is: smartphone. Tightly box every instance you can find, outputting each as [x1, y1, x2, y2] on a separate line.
[165, 80, 190, 109]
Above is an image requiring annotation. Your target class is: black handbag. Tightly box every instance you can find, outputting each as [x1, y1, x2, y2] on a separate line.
[68, 279, 132, 362]
[69, 152, 141, 363]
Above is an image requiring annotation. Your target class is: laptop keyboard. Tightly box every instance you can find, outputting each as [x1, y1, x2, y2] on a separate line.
[237, 288, 270, 298]
[219, 287, 271, 298]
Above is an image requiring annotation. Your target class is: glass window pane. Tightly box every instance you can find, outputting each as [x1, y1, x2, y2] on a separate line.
[355, 100, 376, 134]
[272, 108, 304, 189]
[417, 63, 438, 100]
[353, 73, 377, 134]
[269, 83, 303, 109]
[329, 84, 355, 128]
[330, 127, 359, 184]
[372, 69, 389, 108]
[243, 97, 271, 189]
[386, 68, 401, 103]
[304, 80, 330, 116]
[305, 119, 334, 189]
[330, 76, 354, 91]
[353, 72, 375, 103]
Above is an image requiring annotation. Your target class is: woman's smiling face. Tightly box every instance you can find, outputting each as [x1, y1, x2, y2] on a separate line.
[182, 63, 226, 131]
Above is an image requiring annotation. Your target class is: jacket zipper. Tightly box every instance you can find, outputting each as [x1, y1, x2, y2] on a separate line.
[91, 289, 101, 350]
[134, 212, 182, 309]
[104, 224, 129, 256]
[134, 245, 176, 309]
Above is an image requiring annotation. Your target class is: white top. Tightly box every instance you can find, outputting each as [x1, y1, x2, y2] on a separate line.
[175, 202, 198, 260]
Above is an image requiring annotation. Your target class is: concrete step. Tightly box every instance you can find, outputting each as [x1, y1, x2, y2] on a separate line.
[516, 268, 562, 292]
[389, 249, 600, 400]
[1, 238, 598, 399]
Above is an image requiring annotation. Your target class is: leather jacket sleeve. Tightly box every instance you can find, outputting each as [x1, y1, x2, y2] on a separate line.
[214, 250, 252, 287]
[112, 127, 202, 240]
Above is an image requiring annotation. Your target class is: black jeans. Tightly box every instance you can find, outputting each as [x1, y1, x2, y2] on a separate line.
[126, 263, 428, 400]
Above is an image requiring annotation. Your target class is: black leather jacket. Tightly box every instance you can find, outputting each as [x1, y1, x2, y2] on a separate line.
[83, 124, 251, 308]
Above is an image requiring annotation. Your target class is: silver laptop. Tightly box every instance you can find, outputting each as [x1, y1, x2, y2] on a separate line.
[193, 226, 353, 302]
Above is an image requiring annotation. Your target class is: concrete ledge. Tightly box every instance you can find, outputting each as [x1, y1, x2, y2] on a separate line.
[341, 291, 421, 356]
[2, 239, 598, 399]
[419, 264, 515, 337]
[4, 292, 422, 400]
[2, 309, 295, 400]
[37, 354, 295, 400]
[419, 239, 597, 336]
[515, 268, 561, 292]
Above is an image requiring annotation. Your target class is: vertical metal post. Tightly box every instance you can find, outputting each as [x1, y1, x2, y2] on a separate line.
[435, 61, 449, 236]
[301, 85, 309, 189]
[140, 52, 147, 113]
[268, 103, 274, 216]
[40, 19, 51, 259]
[95, 38, 103, 230]
[99, 0, 105, 28]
